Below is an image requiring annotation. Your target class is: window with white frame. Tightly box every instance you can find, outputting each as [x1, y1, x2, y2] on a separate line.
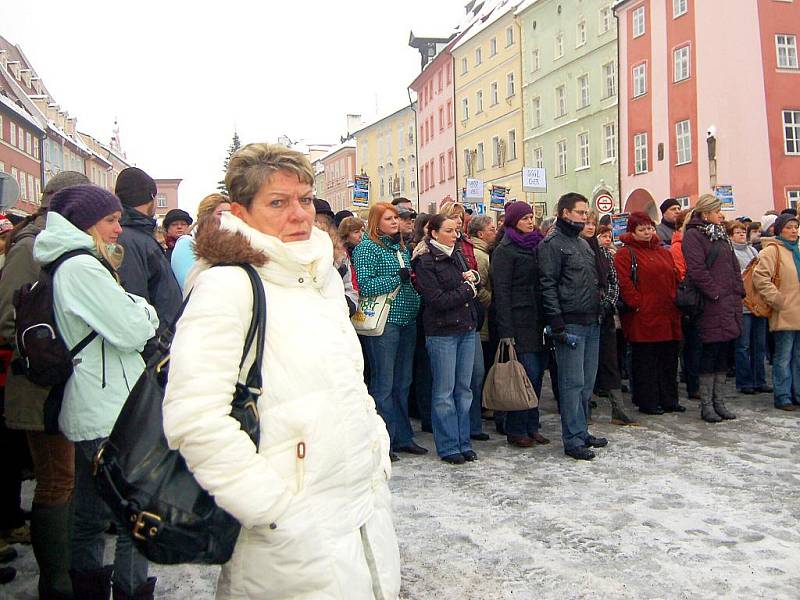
[557, 140, 567, 176]
[508, 129, 517, 160]
[27, 174, 35, 203]
[492, 136, 500, 166]
[156, 193, 168, 208]
[556, 85, 567, 117]
[555, 33, 564, 59]
[506, 26, 514, 47]
[534, 146, 544, 169]
[476, 90, 483, 113]
[532, 97, 542, 128]
[475, 47, 482, 66]
[461, 57, 468, 74]
[676, 119, 692, 164]
[577, 132, 590, 168]
[490, 38, 497, 56]
[674, 45, 690, 82]
[462, 97, 470, 121]
[603, 123, 617, 161]
[676, 196, 691, 209]
[0, 162, 4, 173]
[477, 143, 485, 171]
[783, 110, 800, 154]
[603, 61, 617, 97]
[633, 63, 647, 97]
[26, 132, 32, 155]
[578, 74, 590, 108]
[507, 72, 516, 97]
[600, 6, 612, 33]
[788, 189, 800, 210]
[576, 19, 587, 47]
[634, 133, 648, 173]
[633, 6, 645, 38]
[0, 115, 3, 141]
[19, 171, 27, 201]
[531, 49, 540, 72]
[490, 81, 498, 105]
[776, 34, 799, 69]
[673, 0, 687, 17]
[10, 123, 15, 147]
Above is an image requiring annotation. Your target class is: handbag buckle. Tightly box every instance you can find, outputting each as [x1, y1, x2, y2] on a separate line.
[132, 511, 162, 541]
[92, 444, 105, 476]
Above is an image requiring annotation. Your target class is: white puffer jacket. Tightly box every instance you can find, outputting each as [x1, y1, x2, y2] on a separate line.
[162, 213, 400, 599]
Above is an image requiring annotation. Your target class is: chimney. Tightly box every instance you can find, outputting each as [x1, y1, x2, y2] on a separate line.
[346, 114, 363, 138]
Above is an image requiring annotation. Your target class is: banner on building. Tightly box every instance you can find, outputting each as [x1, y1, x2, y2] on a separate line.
[353, 175, 369, 207]
[714, 185, 735, 211]
[522, 167, 547, 193]
[490, 185, 508, 212]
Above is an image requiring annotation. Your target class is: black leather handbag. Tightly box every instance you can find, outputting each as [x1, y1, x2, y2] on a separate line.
[93, 264, 266, 565]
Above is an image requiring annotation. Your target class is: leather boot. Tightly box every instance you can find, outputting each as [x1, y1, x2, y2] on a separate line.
[31, 502, 74, 599]
[713, 372, 736, 420]
[699, 374, 722, 423]
[608, 389, 637, 425]
[112, 577, 156, 600]
[71, 565, 113, 600]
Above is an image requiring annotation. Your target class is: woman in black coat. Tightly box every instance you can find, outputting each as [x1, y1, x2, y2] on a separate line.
[490, 202, 550, 447]
[413, 214, 480, 465]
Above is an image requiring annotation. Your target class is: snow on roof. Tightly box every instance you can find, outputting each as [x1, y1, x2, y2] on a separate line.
[352, 103, 416, 137]
[0, 91, 43, 131]
[319, 140, 356, 162]
[452, 0, 524, 51]
[514, 0, 544, 15]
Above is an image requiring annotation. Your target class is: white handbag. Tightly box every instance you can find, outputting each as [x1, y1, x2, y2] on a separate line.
[351, 251, 405, 337]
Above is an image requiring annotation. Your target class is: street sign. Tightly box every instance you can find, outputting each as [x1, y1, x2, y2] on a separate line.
[595, 193, 614, 214]
[465, 178, 484, 200]
[522, 167, 547, 193]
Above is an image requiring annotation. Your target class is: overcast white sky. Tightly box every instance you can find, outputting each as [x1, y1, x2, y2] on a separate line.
[0, 0, 466, 213]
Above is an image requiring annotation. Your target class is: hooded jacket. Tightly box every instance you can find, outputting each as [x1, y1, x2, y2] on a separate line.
[752, 237, 800, 331]
[117, 204, 182, 357]
[162, 213, 400, 599]
[32, 212, 159, 441]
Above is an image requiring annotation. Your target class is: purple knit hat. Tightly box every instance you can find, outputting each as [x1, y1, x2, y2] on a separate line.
[49, 185, 123, 232]
[503, 201, 534, 230]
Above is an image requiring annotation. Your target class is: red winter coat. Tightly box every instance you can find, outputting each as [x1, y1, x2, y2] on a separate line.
[614, 233, 683, 343]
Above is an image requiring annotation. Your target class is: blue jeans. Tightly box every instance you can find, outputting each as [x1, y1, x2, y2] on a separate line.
[773, 330, 800, 407]
[735, 314, 768, 391]
[554, 323, 600, 452]
[505, 350, 549, 438]
[470, 332, 485, 435]
[426, 332, 476, 457]
[365, 322, 417, 449]
[73, 439, 149, 594]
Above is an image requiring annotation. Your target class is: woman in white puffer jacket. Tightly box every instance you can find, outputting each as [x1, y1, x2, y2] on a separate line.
[162, 143, 400, 600]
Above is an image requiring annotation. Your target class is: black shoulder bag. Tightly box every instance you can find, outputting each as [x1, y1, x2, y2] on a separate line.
[93, 263, 266, 565]
[676, 241, 722, 318]
[617, 246, 638, 314]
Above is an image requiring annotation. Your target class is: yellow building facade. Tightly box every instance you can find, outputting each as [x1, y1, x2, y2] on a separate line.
[453, 4, 524, 214]
[354, 104, 417, 207]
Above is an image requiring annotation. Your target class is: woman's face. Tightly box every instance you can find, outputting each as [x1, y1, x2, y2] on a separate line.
[702, 208, 725, 225]
[214, 202, 231, 221]
[782, 220, 799, 242]
[598, 231, 613, 247]
[514, 213, 536, 234]
[633, 223, 655, 242]
[94, 211, 123, 245]
[450, 213, 464, 232]
[432, 218, 459, 247]
[731, 227, 747, 244]
[378, 210, 399, 235]
[347, 229, 363, 246]
[581, 221, 597, 238]
[231, 171, 315, 242]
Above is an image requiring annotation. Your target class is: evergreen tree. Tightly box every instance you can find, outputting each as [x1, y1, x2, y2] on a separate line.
[217, 132, 241, 194]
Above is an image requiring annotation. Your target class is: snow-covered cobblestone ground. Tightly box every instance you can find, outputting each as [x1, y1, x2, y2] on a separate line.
[3, 375, 799, 599]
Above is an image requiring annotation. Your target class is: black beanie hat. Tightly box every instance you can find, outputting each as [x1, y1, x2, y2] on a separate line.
[334, 210, 354, 227]
[774, 213, 799, 237]
[659, 198, 681, 214]
[313, 198, 335, 219]
[50, 185, 123, 232]
[115, 167, 157, 207]
[163, 208, 193, 230]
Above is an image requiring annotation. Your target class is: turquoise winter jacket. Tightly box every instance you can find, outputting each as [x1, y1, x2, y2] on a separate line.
[33, 212, 159, 441]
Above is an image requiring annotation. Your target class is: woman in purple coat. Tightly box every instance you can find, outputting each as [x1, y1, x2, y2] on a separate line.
[682, 194, 745, 423]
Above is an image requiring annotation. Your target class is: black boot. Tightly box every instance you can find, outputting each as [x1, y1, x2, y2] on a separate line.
[32, 502, 74, 599]
[71, 565, 113, 600]
[608, 390, 637, 425]
[112, 577, 156, 600]
[712, 372, 736, 420]
[699, 375, 722, 423]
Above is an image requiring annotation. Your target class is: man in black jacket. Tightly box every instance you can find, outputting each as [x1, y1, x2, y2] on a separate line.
[114, 167, 182, 359]
[538, 192, 607, 460]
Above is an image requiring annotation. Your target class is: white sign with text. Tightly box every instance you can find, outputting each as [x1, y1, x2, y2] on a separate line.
[522, 167, 547, 193]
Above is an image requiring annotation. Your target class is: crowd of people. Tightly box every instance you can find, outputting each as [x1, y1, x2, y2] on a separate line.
[0, 143, 797, 598]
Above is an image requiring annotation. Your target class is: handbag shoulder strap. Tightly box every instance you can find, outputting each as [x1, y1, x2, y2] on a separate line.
[396, 249, 406, 269]
[773, 244, 782, 282]
[237, 264, 267, 394]
[627, 246, 638, 288]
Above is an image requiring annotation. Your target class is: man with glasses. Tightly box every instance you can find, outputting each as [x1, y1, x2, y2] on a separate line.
[539, 192, 607, 460]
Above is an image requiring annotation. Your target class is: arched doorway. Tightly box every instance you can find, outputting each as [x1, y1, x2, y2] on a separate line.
[624, 188, 658, 221]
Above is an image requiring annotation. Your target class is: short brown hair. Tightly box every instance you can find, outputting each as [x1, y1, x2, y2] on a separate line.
[725, 220, 746, 236]
[338, 216, 364, 240]
[597, 224, 612, 236]
[438, 201, 466, 219]
[225, 143, 314, 209]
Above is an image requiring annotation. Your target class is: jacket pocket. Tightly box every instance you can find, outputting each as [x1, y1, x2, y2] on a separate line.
[261, 437, 307, 495]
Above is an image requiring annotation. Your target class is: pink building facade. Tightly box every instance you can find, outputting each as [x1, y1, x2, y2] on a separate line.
[320, 143, 356, 212]
[616, 0, 800, 218]
[409, 47, 458, 213]
[154, 178, 181, 221]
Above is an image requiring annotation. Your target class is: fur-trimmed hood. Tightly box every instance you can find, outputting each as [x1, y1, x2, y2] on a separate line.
[186, 212, 334, 292]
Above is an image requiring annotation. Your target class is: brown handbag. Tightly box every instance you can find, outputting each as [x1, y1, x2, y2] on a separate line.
[482, 340, 538, 412]
[743, 245, 781, 318]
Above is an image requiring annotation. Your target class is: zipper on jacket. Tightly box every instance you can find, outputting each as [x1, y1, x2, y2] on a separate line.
[359, 525, 387, 600]
[296, 442, 306, 492]
[119, 357, 130, 393]
[101, 339, 106, 389]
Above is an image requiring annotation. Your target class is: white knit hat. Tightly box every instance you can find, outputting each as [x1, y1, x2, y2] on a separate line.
[761, 214, 778, 233]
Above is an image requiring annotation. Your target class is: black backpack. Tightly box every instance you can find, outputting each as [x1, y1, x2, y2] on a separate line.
[12, 249, 111, 387]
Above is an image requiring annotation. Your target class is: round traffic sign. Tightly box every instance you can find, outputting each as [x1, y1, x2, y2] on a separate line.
[595, 193, 614, 213]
